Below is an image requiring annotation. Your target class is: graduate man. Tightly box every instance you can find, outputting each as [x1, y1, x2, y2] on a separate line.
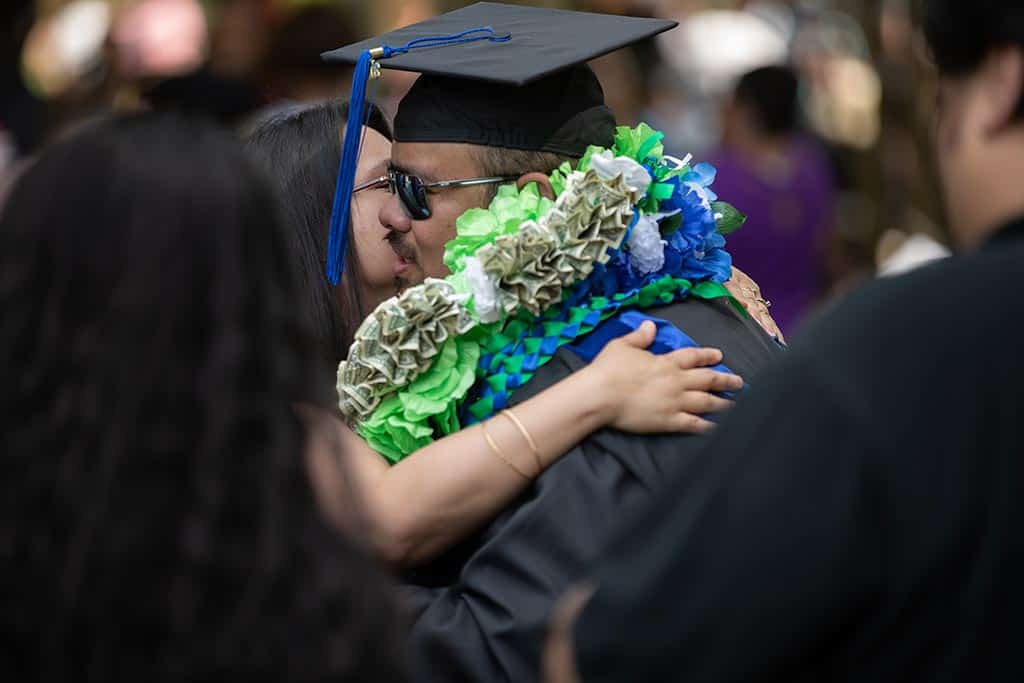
[544, 0, 1024, 680]
[325, 4, 781, 680]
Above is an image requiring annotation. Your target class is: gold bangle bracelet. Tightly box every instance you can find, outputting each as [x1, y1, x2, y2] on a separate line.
[481, 422, 531, 481]
[501, 409, 543, 474]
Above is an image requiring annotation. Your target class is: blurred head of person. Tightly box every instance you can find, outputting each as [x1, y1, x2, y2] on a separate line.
[113, 0, 266, 127]
[722, 65, 800, 149]
[142, 67, 266, 125]
[246, 101, 397, 365]
[0, 112, 404, 681]
[925, 0, 1024, 247]
[262, 5, 363, 103]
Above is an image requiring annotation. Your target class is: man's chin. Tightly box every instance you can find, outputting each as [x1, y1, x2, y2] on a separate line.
[402, 268, 427, 287]
[395, 261, 451, 287]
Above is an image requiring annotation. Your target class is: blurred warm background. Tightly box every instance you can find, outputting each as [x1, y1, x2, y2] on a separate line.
[1, 0, 946, 337]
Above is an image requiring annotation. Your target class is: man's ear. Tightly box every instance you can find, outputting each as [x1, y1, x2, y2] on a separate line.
[980, 45, 1024, 136]
[517, 172, 556, 200]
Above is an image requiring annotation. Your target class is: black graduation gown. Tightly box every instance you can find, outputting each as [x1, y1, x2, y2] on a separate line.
[401, 297, 782, 682]
[573, 221, 1024, 682]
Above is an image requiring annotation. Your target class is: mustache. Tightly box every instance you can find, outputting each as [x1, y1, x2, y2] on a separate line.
[385, 232, 418, 263]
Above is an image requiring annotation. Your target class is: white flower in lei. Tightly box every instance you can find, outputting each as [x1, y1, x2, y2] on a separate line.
[589, 150, 652, 194]
[628, 212, 667, 275]
[463, 256, 502, 323]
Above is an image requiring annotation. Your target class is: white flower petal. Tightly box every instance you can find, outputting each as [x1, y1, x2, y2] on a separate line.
[627, 212, 666, 275]
[663, 153, 693, 170]
[463, 257, 502, 323]
[589, 150, 652, 195]
[685, 181, 713, 210]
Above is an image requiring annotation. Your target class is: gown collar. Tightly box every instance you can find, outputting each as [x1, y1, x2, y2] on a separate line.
[983, 216, 1024, 249]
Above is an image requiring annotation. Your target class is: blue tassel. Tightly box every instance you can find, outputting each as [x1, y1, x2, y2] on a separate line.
[325, 27, 511, 284]
[326, 49, 373, 285]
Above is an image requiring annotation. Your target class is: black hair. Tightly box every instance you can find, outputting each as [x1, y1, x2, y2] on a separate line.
[922, 0, 1024, 75]
[922, 0, 1024, 118]
[471, 145, 579, 204]
[734, 65, 800, 136]
[0, 112, 405, 682]
[246, 100, 393, 365]
[264, 5, 363, 78]
[144, 68, 266, 126]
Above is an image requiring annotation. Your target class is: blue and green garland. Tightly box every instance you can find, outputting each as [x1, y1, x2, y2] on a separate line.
[337, 123, 746, 462]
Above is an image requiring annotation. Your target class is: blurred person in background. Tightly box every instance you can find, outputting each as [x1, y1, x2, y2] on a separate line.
[244, 99, 743, 569]
[710, 65, 837, 337]
[874, 123, 951, 276]
[0, 112, 406, 682]
[131, 0, 264, 126]
[875, 225, 951, 276]
[545, 0, 1024, 679]
[260, 4, 362, 106]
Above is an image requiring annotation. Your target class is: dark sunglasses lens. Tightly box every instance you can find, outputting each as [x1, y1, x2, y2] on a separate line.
[395, 172, 431, 220]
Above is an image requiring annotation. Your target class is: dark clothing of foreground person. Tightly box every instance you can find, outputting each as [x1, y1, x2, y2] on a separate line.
[573, 220, 1024, 682]
[406, 298, 780, 681]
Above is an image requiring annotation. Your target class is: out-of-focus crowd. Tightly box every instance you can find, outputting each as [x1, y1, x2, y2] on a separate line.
[3, 0, 950, 338]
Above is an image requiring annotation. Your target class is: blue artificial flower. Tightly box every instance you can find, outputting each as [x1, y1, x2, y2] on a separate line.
[682, 161, 718, 192]
[600, 159, 733, 291]
[680, 231, 733, 282]
[653, 161, 733, 284]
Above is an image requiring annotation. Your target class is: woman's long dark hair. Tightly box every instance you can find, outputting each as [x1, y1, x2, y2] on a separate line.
[0, 113, 404, 682]
[246, 100, 392, 365]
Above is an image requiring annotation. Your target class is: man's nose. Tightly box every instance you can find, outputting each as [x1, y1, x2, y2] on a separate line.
[380, 193, 411, 234]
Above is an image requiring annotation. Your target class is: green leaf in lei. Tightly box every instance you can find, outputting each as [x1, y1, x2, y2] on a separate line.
[713, 201, 747, 235]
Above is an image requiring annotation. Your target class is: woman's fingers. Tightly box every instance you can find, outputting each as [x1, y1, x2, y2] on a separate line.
[673, 367, 743, 393]
[672, 412, 715, 434]
[617, 320, 657, 349]
[667, 346, 723, 369]
[678, 390, 733, 415]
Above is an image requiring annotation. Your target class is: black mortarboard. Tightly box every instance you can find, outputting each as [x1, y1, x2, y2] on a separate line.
[320, 2, 676, 284]
[323, 2, 674, 87]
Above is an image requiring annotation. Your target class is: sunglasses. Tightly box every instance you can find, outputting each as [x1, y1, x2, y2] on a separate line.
[354, 166, 518, 220]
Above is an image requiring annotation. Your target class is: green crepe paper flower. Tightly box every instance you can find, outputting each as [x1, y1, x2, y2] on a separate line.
[443, 182, 555, 274]
[356, 335, 481, 463]
[549, 161, 573, 197]
[550, 122, 666, 195]
[613, 123, 664, 163]
[575, 145, 606, 174]
[443, 208, 498, 275]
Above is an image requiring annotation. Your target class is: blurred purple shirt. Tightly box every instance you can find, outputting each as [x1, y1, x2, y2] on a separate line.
[709, 138, 835, 335]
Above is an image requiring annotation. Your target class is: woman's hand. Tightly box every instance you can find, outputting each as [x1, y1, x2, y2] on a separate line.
[725, 266, 785, 342]
[586, 321, 743, 434]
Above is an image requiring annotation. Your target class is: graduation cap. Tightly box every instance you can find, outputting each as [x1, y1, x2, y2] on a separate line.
[321, 2, 676, 284]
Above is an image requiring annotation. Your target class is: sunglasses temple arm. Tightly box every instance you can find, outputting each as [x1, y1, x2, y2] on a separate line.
[426, 176, 519, 190]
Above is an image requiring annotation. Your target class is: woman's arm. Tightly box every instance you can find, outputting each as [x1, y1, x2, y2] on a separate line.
[331, 321, 743, 567]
